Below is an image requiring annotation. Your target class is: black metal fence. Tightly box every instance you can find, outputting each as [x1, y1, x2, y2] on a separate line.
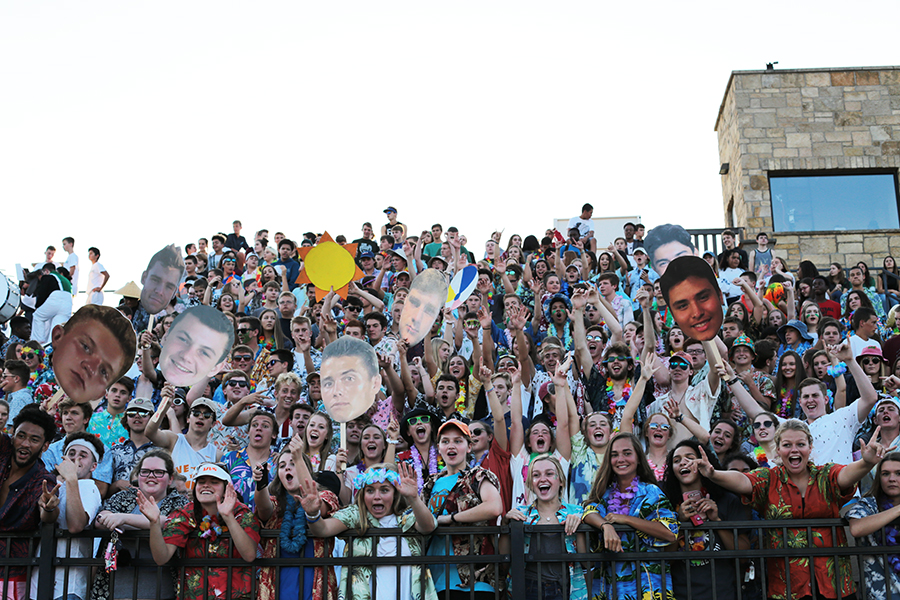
[4, 518, 900, 600]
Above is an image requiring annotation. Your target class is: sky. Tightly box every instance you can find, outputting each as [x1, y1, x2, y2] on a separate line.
[2, 0, 899, 303]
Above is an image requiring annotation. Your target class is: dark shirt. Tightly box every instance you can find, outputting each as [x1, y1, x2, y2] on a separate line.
[352, 238, 378, 257]
[274, 259, 301, 291]
[0, 434, 56, 579]
[34, 274, 62, 308]
[224, 234, 251, 253]
[109, 439, 157, 483]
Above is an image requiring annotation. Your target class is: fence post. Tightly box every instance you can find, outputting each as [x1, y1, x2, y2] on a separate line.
[36, 522, 56, 599]
[509, 520, 525, 590]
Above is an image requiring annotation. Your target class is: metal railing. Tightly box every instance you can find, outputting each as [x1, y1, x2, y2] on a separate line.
[4, 517, 900, 600]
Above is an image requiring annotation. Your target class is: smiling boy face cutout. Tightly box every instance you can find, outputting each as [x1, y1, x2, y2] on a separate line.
[398, 268, 448, 346]
[159, 306, 234, 388]
[319, 336, 381, 422]
[659, 255, 724, 342]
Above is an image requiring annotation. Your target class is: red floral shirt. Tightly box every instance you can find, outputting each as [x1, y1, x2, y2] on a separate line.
[163, 501, 261, 600]
[743, 464, 855, 600]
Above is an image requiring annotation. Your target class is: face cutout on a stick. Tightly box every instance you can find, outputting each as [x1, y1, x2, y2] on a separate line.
[644, 223, 698, 277]
[51, 305, 136, 404]
[320, 336, 381, 422]
[658, 255, 724, 342]
[399, 269, 449, 346]
[140, 244, 185, 315]
[159, 306, 234, 388]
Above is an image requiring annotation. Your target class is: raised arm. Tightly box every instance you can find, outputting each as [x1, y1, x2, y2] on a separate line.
[508, 364, 525, 456]
[621, 353, 657, 434]
[222, 393, 260, 427]
[553, 356, 575, 460]
[478, 305, 496, 372]
[831, 341, 878, 422]
[571, 289, 592, 375]
[145, 396, 179, 451]
[733, 278, 765, 325]
[716, 363, 764, 421]
[838, 429, 893, 493]
[478, 359, 509, 452]
[694, 445, 753, 496]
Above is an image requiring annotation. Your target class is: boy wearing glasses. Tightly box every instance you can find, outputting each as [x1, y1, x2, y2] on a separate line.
[208, 371, 253, 455]
[146, 396, 221, 488]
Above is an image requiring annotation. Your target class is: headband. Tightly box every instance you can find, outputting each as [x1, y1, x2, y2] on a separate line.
[64, 439, 99, 463]
[352, 468, 401, 491]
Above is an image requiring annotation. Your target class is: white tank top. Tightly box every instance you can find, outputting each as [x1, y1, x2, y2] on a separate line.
[172, 433, 217, 489]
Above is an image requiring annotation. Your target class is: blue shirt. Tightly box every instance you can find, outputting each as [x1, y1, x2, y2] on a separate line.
[42, 437, 114, 483]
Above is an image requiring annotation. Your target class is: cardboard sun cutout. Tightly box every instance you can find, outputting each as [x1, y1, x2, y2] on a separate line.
[399, 268, 449, 346]
[295, 232, 364, 301]
[658, 255, 724, 342]
[320, 336, 381, 423]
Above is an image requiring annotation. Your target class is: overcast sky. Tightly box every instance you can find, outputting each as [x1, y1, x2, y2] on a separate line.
[2, 0, 898, 300]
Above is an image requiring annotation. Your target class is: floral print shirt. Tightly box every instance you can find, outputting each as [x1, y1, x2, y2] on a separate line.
[743, 463, 855, 600]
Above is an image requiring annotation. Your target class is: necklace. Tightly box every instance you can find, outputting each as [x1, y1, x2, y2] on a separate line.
[752, 446, 769, 467]
[606, 378, 632, 427]
[608, 476, 639, 515]
[778, 388, 794, 419]
[410, 445, 440, 493]
[198, 514, 227, 541]
[280, 495, 308, 554]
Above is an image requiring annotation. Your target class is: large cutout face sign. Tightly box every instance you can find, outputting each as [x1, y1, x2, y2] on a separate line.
[159, 306, 234, 388]
[140, 244, 185, 315]
[51, 305, 137, 404]
[399, 269, 449, 346]
[643, 224, 698, 277]
[658, 255, 724, 342]
[319, 336, 381, 422]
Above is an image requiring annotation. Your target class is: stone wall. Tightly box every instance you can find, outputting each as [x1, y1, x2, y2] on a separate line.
[715, 67, 900, 268]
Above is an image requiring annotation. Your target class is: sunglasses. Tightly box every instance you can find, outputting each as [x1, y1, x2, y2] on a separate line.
[267, 359, 284, 367]
[469, 428, 486, 436]
[226, 380, 249, 388]
[233, 354, 253, 362]
[648, 423, 670, 431]
[753, 420, 775, 429]
[670, 362, 691, 371]
[861, 357, 882, 366]
[125, 410, 151, 418]
[190, 409, 214, 419]
[407, 415, 431, 426]
[223, 259, 236, 264]
[586, 334, 603, 342]
[604, 355, 630, 364]
[172, 397, 185, 406]
[345, 305, 361, 311]
[464, 320, 480, 328]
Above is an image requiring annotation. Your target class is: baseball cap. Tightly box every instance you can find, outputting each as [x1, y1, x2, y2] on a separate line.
[438, 419, 471, 438]
[359, 251, 375, 259]
[191, 398, 219, 418]
[192, 462, 230, 483]
[126, 397, 155, 413]
[633, 247, 649, 256]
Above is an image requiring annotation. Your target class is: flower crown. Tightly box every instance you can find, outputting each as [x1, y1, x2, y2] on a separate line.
[352, 468, 401, 491]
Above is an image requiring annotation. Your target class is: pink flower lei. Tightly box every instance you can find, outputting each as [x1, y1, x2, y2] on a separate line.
[607, 476, 639, 515]
[410, 444, 440, 494]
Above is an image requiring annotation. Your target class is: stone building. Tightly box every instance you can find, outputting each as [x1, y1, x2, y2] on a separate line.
[715, 66, 900, 269]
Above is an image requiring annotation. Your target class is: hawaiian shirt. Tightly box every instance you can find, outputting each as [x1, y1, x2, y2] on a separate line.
[841, 286, 887, 320]
[87, 409, 129, 448]
[292, 346, 322, 401]
[108, 439, 157, 483]
[743, 463, 855, 600]
[568, 431, 603, 506]
[847, 497, 900, 600]
[583, 480, 679, 600]
[222, 449, 277, 511]
[332, 505, 438, 600]
[162, 501, 261, 600]
[516, 502, 588, 600]
[714, 368, 776, 439]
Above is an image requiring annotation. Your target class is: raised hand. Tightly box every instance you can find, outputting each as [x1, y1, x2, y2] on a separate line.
[553, 353, 573, 384]
[663, 398, 682, 420]
[56, 457, 78, 482]
[398, 462, 419, 499]
[861, 426, 897, 465]
[38, 480, 61, 513]
[570, 288, 587, 311]
[298, 477, 322, 515]
[508, 363, 522, 385]
[477, 306, 492, 330]
[634, 288, 651, 309]
[289, 432, 307, 458]
[386, 417, 400, 442]
[692, 446, 716, 479]
[136, 489, 160, 524]
[477, 357, 493, 384]
[217, 484, 238, 519]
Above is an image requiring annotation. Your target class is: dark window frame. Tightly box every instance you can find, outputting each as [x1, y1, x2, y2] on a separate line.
[767, 168, 900, 232]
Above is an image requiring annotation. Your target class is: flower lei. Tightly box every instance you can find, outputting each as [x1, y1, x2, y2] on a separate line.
[258, 334, 276, 352]
[410, 445, 440, 494]
[280, 495, 307, 554]
[881, 501, 900, 575]
[608, 476, 639, 515]
[551, 322, 574, 351]
[198, 514, 227, 541]
[353, 467, 401, 491]
[778, 388, 795, 419]
[456, 382, 468, 415]
[752, 446, 768, 467]
[606, 378, 632, 422]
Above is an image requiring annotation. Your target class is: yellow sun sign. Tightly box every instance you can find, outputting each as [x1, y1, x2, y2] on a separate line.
[296, 232, 364, 301]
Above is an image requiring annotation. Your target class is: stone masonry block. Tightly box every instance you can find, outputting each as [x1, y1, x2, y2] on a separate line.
[831, 72, 855, 86]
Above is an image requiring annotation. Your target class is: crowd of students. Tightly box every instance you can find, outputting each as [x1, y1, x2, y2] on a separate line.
[4, 206, 900, 600]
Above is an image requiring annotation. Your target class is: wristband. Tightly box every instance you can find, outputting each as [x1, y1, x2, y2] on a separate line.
[306, 511, 322, 523]
[387, 439, 400, 445]
[674, 414, 684, 423]
[726, 377, 740, 386]
[485, 387, 495, 394]
[827, 362, 848, 378]
[450, 513, 458, 524]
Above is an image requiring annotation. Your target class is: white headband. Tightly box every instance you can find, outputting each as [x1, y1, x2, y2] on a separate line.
[64, 439, 99, 463]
